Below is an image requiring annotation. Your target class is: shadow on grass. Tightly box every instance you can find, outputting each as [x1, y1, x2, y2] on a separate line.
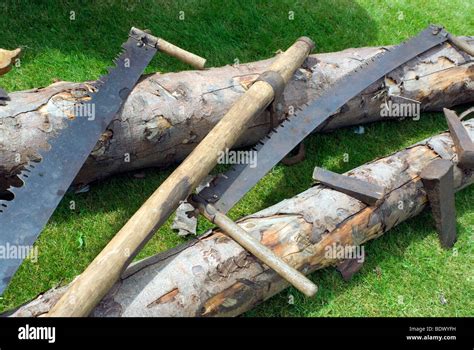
[0, 0, 378, 88]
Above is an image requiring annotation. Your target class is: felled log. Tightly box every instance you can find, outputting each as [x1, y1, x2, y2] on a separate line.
[0, 38, 473, 192]
[9, 118, 474, 317]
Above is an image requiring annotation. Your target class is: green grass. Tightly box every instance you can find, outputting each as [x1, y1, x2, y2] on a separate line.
[0, 0, 473, 316]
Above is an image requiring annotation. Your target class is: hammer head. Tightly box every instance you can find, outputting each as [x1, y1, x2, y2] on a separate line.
[444, 108, 474, 169]
[420, 159, 457, 249]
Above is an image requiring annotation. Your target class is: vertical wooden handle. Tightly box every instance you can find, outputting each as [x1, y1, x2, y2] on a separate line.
[194, 196, 317, 297]
[47, 37, 314, 317]
[157, 37, 206, 69]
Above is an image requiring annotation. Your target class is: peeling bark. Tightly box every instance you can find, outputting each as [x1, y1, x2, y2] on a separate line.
[0, 38, 473, 192]
[9, 119, 474, 317]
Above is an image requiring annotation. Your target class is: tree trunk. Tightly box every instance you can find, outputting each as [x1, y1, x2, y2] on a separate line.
[8, 118, 474, 317]
[1, 38, 473, 192]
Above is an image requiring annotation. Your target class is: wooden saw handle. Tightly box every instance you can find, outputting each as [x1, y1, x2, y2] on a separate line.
[156, 37, 206, 69]
[138, 28, 206, 69]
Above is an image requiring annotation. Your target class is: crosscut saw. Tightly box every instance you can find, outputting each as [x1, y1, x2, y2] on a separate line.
[196, 25, 451, 213]
[0, 27, 205, 294]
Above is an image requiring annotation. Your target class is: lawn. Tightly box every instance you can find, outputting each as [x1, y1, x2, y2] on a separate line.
[0, 0, 473, 316]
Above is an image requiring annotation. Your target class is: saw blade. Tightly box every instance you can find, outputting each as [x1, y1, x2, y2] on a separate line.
[198, 25, 449, 213]
[0, 30, 157, 294]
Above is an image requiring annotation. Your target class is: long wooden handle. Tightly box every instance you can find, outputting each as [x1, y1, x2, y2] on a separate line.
[193, 196, 317, 297]
[157, 37, 206, 69]
[47, 37, 314, 317]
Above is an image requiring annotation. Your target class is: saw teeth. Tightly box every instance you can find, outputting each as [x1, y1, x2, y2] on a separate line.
[36, 147, 51, 161]
[18, 168, 31, 181]
[254, 142, 265, 151]
[83, 91, 96, 99]
[0, 41, 140, 215]
[116, 49, 125, 58]
[98, 75, 108, 84]
[19, 172, 29, 180]
[93, 81, 104, 90]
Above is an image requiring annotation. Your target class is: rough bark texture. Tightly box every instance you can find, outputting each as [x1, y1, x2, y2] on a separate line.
[9, 119, 474, 317]
[1, 38, 473, 192]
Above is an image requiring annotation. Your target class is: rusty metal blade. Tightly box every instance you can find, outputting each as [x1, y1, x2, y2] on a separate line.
[312, 167, 384, 205]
